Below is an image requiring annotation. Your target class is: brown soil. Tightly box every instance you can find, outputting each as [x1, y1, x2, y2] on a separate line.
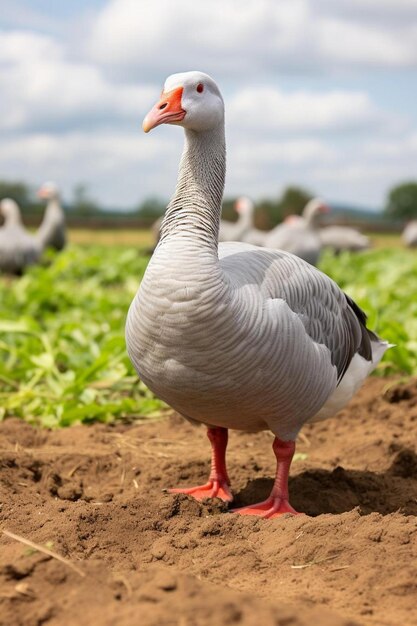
[1, 377, 416, 626]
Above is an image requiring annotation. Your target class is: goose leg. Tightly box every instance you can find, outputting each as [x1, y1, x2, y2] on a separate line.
[233, 437, 299, 518]
[169, 427, 233, 502]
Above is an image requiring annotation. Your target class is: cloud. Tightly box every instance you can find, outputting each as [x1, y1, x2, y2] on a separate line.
[227, 88, 381, 134]
[0, 30, 155, 132]
[317, 18, 416, 66]
[0, 127, 182, 206]
[89, 0, 417, 76]
[364, 133, 417, 158]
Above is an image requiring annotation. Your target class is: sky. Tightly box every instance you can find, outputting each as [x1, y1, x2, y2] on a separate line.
[1, 0, 417, 211]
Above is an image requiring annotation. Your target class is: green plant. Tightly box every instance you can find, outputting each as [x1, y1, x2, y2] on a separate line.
[319, 248, 417, 376]
[0, 245, 165, 426]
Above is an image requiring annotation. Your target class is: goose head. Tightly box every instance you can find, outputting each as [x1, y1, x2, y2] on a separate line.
[235, 197, 254, 217]
[38, 181, 59, 201]
[0, 198, 21, 224]
[302, 197, 330, 226]
[143, 71, 224, 134]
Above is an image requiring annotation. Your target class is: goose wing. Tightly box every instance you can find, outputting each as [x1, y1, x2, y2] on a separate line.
[219, 244, 374, 383]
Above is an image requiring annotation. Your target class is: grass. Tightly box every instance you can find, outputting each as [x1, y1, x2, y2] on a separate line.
[0, 231, 415, 427]
[319, 247, 417, 375]
[0, 244, 164, 427]
[69, 228, 154, 248]
[68, 228, 402, 249]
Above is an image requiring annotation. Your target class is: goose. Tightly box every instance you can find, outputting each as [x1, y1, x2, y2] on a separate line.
[237, 197, 269, 246]
[402, 221, 417, 248]
[152, 215, 164, 248]
[263, 198, 328, 265]
[218, 196, 254, 242]
[320, 225, 370, 254]
[126, 71, 390, 518]
[36, 182, 67, 251]
[0, 198, 42, 274]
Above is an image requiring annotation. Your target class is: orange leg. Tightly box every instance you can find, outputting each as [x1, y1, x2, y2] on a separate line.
[169, 427, 233, 502]
[233, 437, 299, 518]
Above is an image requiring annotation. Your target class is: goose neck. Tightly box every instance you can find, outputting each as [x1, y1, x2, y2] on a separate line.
[159, 125, 225, 251]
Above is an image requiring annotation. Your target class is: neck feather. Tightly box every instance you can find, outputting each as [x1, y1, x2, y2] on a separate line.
[159, 125, 225, 250]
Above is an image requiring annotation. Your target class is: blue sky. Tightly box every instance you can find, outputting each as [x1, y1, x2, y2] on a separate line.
[1, 0, 417, 210]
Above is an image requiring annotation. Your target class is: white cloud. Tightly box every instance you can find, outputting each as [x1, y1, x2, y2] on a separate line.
[317, 18, 415, 66]
[0, 1, 416, 209]
[89, 0, 417, 75]
[0, 30, 155, 132]
[364, 133, 417, 158]
[227, 88, 380, 134]
[225, 138, 337, 199]
[229, 139, 336, 166]
[0, 128, 182, 206]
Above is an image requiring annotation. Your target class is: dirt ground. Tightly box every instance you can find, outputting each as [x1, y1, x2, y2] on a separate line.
[0, 376, 416, 626]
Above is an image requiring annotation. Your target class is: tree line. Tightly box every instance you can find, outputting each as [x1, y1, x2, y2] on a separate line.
[0, 179, 416, 226]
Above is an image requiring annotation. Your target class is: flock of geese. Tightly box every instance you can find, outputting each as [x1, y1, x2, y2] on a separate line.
[2, 182, 415, 277]
[220, 196, 371, 265]
[153, 197, 372, 265]
[0, 182, 66, 274]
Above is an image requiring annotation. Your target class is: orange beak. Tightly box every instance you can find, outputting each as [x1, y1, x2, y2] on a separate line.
[142, 87, 185, 133]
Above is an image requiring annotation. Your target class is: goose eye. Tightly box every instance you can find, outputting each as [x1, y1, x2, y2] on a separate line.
[196, 83, 204, 93]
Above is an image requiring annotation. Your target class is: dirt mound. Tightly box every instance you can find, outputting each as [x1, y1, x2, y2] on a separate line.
[0, 377, 416, 626]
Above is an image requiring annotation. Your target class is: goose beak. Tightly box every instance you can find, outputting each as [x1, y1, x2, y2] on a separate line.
[142, 87, 186, 133]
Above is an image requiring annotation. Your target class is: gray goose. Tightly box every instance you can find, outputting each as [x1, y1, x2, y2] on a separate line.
[402, 221, 417, 248]
[0, 199, 42, 274]
[36, 182, 67, 251]
[320, 225, 370, 254]
[219, 197, 255, 242]
[263, 198, 328, 266]
[126, 71, 389, 517]
[237, 197, 268, 246]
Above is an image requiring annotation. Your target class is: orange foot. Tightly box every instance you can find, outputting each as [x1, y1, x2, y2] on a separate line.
[169, 480, 233, 502]
[232, 496, 299, 519]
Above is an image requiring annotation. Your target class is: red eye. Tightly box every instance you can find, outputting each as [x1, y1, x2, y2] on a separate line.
[196, 83, 204, 93]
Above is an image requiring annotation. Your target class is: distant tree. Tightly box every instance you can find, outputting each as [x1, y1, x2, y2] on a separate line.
[71, 184, 99, 215]
[278, 186, 313, 218]
[0, 180, 46, 215]
[385, 181, 417, 220]
[221, 198, 238, 222]
[257, 199, 282, 229]
[137, 197, 166, 219]
[0, 180, 31, 210]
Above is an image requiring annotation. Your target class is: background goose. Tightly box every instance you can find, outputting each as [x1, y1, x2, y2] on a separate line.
[36, 182, 67, 251]
[218, 196, 254, 242]
[402, 220, 417, 247]
[0, 198, 42, 274]
[152, 215, 164, 248]
[237, 197, 269, 246]
[320, 225, 370, 254]
[263, 198, 328, 265]
[126, 71, 390, 518]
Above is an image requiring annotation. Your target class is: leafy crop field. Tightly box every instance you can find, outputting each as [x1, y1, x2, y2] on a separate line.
[0, 245, 164, 427]
[0, 239, 416, 427]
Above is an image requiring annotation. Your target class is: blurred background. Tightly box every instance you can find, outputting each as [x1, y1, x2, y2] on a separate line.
[1, 0, 417, 232]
